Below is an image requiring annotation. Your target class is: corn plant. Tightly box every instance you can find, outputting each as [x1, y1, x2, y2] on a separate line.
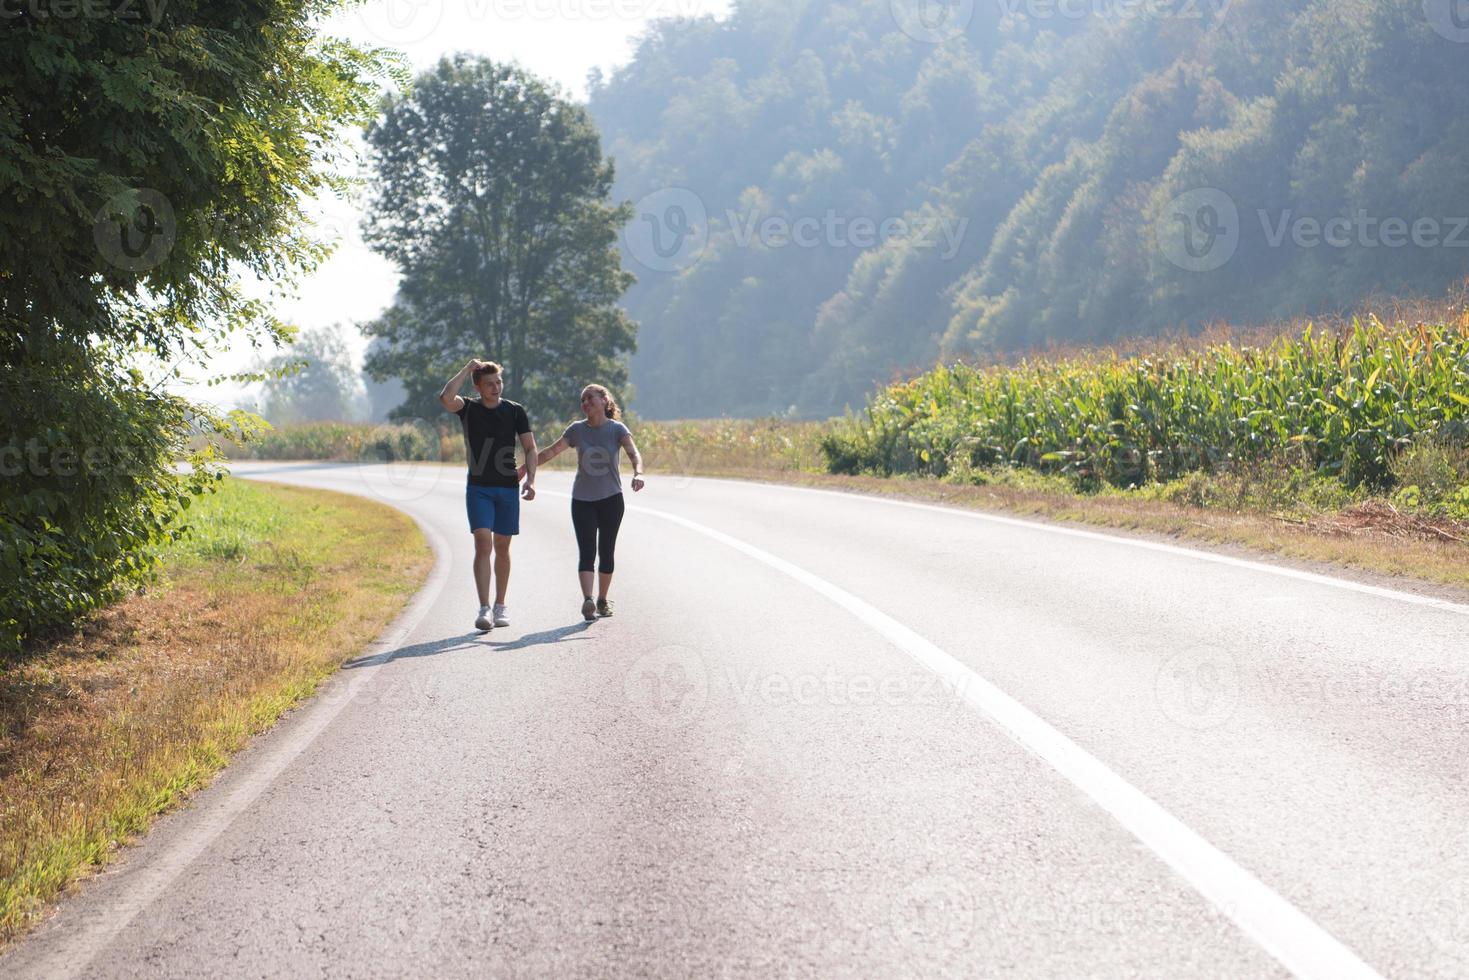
[823, 316, 1469, 490]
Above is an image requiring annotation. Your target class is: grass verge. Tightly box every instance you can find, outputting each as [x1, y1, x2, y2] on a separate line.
[0, 477, 432, 944]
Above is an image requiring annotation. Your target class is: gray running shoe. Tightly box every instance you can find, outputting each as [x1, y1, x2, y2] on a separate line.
[596, 598, 614, 618]
[492, 604, 509, 628]
[581, 597, 596, 622]
[474, 606, 493, 632]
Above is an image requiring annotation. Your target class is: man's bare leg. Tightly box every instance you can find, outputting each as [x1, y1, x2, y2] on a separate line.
[493, 533, 512, 606]
[472, 529, 494, 607]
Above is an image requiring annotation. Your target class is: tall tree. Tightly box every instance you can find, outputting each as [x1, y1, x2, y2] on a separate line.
[362, 57, 637, 425]
[0, 1, 392, 651]
[1, 0, 392, 367]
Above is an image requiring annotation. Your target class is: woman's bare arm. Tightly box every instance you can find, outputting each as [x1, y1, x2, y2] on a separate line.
[621, 433, 645, 491]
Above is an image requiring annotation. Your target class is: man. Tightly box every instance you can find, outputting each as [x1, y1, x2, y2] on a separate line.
[439, 359, 537, 632]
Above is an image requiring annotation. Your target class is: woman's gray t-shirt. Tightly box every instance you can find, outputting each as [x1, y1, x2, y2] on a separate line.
[563, 419, 630, 501]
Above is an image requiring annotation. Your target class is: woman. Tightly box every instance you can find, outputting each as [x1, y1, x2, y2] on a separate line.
[528, 384, 645, 620]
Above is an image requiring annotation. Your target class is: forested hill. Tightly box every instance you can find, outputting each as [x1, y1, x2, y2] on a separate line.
[587, 0, 1469, 419]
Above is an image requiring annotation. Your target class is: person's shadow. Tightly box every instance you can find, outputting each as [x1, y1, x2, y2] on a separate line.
[342, 621, 592, 669]
[488, 621, 593, 653]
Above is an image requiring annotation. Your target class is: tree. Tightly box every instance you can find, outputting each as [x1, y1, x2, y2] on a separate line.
[1, 1, 392, 367]
[362, 56, 637, 426]
[363, 337, 407, 423]
[257, 324, 366, 424]
[0, 2, 393, 651]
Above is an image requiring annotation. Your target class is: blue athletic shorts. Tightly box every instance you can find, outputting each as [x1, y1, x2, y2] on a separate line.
[465, 485, 520, 535]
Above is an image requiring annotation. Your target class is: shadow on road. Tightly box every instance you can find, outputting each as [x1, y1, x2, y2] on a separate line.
[342, 621, 593, 669]
[342, 635, 481, 669]
[489, 621, 593, 652]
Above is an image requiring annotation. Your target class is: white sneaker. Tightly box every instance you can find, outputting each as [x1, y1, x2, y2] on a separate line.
[474, 605, 493, 631]
[492, 604, 509, 628]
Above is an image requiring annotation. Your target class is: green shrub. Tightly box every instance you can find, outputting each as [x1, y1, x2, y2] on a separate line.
[1389, 432, 1469, 519]
[1143, 457, 1362, 518]
[1, 353, 223, 655]
[941, 453, 1081, 494]
[226, 421, 363, 461]
[358, 422, 438, 463]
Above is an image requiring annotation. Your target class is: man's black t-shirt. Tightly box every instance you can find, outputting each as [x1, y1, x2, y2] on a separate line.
[455, 397, 531, 488]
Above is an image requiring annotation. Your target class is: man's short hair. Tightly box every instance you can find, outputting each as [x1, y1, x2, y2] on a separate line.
[472, 361, 502, 383]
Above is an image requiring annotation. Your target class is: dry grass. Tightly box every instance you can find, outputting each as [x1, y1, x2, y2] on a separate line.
[1306, 500, 1467, 545]
[0, 479, 432, 943]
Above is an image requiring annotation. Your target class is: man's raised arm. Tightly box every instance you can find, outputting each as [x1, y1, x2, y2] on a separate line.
[439, 359, 480, 413]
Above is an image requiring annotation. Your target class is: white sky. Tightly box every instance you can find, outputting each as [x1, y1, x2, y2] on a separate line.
[195, 0, 730, 408]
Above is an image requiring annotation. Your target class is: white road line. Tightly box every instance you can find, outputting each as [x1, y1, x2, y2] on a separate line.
[578, 490, 1386, 980]
[17, 498, 455, 980]
[689, 477, 1469, 616]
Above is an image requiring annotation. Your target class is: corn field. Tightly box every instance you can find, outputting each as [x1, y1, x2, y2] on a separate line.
[822, 317, 1469, 490]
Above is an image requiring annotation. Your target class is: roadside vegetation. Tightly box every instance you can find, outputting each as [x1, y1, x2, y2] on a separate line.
[812, 311, 1469, 588]
[218, 416, 829, 476]
[2, 0, 395, 654]
[0, 479, 431, 943]
[219, 420, 450, 464]
[821, 314, 1469, 496]
[217, 308, 1469, 589]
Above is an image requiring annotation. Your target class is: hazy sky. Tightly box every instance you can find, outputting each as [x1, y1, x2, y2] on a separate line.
[201, 0, 730, 407]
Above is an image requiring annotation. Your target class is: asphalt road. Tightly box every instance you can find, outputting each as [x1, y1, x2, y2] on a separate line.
[6, 461, 1469, 979]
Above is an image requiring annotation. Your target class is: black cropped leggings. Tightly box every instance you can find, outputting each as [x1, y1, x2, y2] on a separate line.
[571, 493, 625, 574]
